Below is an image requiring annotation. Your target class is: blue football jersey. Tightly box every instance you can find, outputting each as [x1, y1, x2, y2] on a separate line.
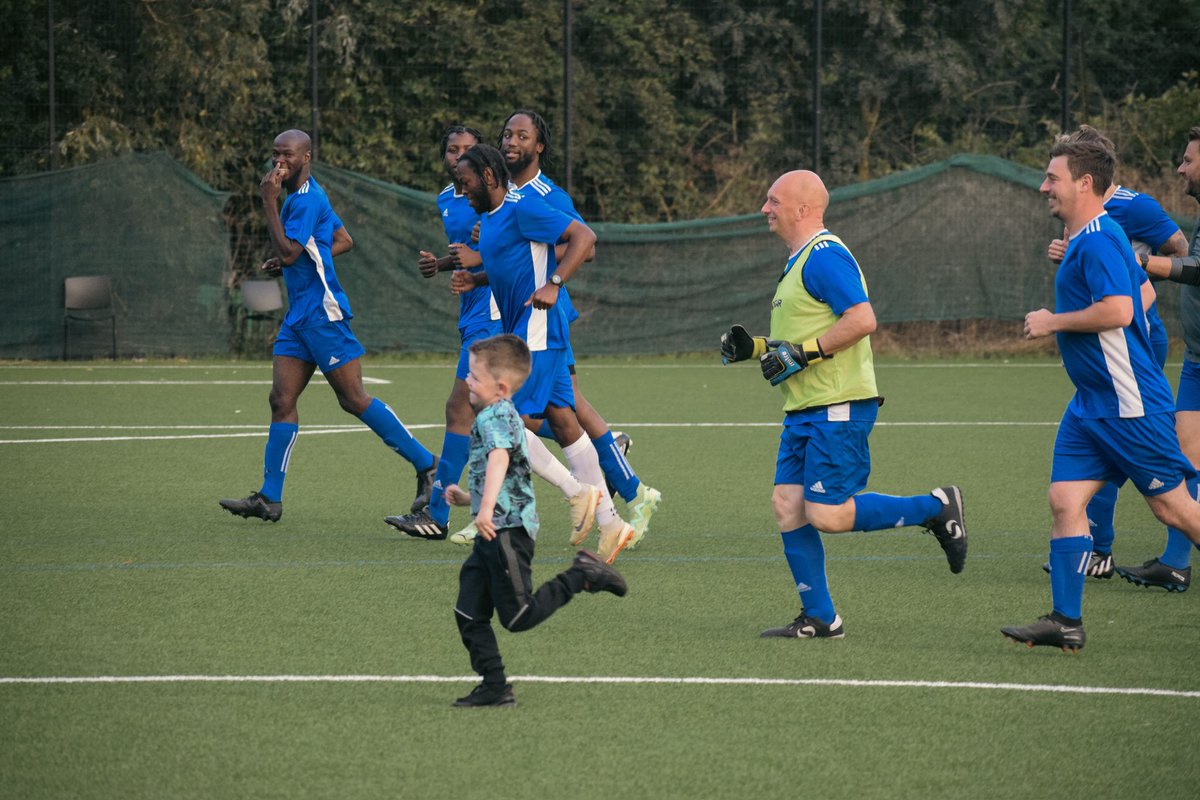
[478, 190, 573, 351]
[1055, 213, 1174, 419]
[1107, 186, 1179, 350]
[279, 176, 352, 328]
[1106, 187, 1182, 255]
[438, 185, 499, 335]
[796, 234, 871, 314]
[511, 171, 580, 325]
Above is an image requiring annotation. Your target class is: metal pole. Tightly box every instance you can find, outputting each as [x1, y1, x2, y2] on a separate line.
[48, 0, 57, 170]
[1061, 0, 1071, 133]
[563, 0, 572, 194]
[310, 0, 319, 161]
[812, 0, 822, 174]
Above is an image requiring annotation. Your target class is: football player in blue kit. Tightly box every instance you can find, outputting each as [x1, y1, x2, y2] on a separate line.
[220, 129, 437, 522]
[1003, 137, 1200, 651]
[385, 125, 503, 541]
[452, 143, 636, 563]
[498, 110, 661, 549]
[1042, 126, 1191, 585]
[1112, 126, 1200, 592]
[386, 125, 604, 546]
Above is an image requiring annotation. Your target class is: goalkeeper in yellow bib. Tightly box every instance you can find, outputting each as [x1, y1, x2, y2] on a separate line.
[721, 170, 968, 639]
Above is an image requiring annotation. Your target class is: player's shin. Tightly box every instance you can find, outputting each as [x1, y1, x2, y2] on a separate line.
[1047, 535, 1092, 621]
[524, 428, 581, 498]
[260, 422, 298, 501]
[593, 430, 640, 502]
[781, 525, 835, 624]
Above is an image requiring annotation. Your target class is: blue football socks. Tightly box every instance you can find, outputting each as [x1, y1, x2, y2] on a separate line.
[259, 422, 298, 502]
[428, 431, 469, 526]
[359, 398, 434, 471]
[1048, 535, 1092, 622]
[1085, 481, 1118, 554]
[593, 430, 640, 502]
[853, 492, 942, 532]
[1161, 476, 1200, 569]
[780, 525, 835, 624]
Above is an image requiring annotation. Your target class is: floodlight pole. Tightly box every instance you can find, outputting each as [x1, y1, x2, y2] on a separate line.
[563, 0, 573, 195]
[812, 0, 822, 174]
[310, 0, 319, 161]
[1061, 0, 1071, 133]
[48, 0, 57, 170]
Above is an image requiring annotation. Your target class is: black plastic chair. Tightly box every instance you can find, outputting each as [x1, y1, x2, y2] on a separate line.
[63, 275, 117, 359]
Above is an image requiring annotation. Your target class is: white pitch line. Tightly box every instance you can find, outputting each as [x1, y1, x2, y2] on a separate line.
[0, 377, 391, 386]
[0, 420, 1057, 445]
[0, 673, 1195, 699]
[0, 425, 362, 430]
[0, 426, 444, 445]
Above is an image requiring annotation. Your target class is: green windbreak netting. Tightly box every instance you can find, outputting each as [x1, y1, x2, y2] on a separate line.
[6, 153, 1193, 359]
[317, 154, 1079, 354]
[0, 152, 230, 359]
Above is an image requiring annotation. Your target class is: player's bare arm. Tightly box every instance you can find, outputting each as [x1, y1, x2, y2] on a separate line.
[1140, 279, 1156, 314]
[555, 241, 595, 263]
[260, 165, 304, 265]
[527, 219, 597, 310]
[448, 243, 482, 269]
[418, 250, 440, 278]
[1024, 294, 1133, 339]
[1047, 226, 1069, 263]
[1142, 231, 1199, 282]
[814, 302, 876, 355]
[451, 269, 488, 295]
[331, 226, 353, 257]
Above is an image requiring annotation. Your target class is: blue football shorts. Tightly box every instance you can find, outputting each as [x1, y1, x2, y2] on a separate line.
[456, 320, 505, 381]
[273, 319, 364, 373]
[1051, 408, 1195, 495]
[513, 346, 575, 418]
[775, 399, 878, 505]
[1176, 360, 1200, 412]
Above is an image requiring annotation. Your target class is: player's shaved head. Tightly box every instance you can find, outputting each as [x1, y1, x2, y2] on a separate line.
[776, 170, 829, 215]
[275, 129, 312, 154]
[762, 170, 829, 248]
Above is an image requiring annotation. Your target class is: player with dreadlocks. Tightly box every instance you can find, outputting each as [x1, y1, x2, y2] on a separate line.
[454, 109, 661, 551]
[449, 142, 637, 562]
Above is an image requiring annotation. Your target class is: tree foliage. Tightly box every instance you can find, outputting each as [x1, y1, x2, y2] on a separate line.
[1, 0, 1196, 270]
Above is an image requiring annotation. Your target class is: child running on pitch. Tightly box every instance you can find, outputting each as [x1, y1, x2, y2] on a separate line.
[445, 333, 628, 708]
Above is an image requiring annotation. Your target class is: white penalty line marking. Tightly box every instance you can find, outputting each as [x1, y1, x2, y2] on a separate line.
[0, 377, 392, 385]
[0, 420, 1056, 445]
[0, 673, 1195, 698]
[0, 427, 440, 445]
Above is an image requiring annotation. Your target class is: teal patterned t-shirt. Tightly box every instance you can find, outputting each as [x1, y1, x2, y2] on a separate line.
[467, 398, 539, 539]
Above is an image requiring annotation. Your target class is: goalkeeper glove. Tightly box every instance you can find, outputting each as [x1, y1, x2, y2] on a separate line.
[720, 324, 768, 365]
[759, 339, 830, 386]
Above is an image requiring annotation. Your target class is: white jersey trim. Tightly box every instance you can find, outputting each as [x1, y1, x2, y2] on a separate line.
[526, 241, 549, 351]
[1098, 328, 1144, 418]
[303, 235, 344, 322]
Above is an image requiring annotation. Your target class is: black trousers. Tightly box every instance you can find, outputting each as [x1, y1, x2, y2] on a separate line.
[454, 527, 585, 685]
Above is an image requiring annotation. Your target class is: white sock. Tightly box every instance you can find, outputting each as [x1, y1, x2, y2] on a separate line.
[524, 429, 581, 498]
[562, 433, 619, 528]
